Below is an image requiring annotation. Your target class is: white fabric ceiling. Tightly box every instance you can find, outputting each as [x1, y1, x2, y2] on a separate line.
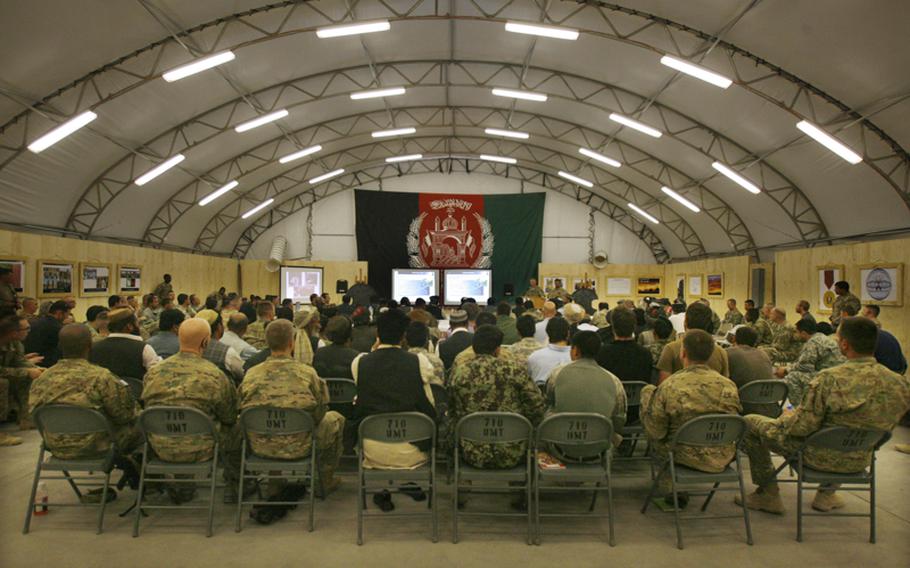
[0, 0, 907, 261]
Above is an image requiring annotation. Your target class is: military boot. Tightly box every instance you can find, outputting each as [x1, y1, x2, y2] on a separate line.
[0, 432, 22, 446]
[735, 484, 784, 514]
[811, 490, 846, 512]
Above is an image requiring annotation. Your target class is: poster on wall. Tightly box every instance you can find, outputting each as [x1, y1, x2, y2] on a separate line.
[543, 276, 566, 293]
[636, 276, 662, 296]
[80, 263, 112, 296]
[816, 264, 844, 313]
[674, 274, 685, 301]
[38, 260, 74, 298]
[688, 275, 703, 296]
[606, 277, 631, 296]
[0, 258, 26, 292]
[706, 273, 724, 297]
[859, 263, 903, 306]
[118, 264, 142, 293]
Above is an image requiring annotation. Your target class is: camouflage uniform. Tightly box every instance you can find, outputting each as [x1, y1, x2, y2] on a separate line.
[0, 281, 17, 313]
[238, 355, 344, 474]
[640, 365, 742, 474]
[547, 286, 571, 302]
[830, 292, 861, 327]
[449, 346, 513, 384]
[141, 352, 239, 475]
[761, 321, 801, 364]
[153, 281, 173, 303]
[409, 347, 445, 386]
[742, 357, 910, 488]
[449, 354, 545, 469]
[749, 318, 773, 346]
[524, 285, 545, 298]
[28, 358, 141, 459]
[243, 320, 268, 350]
[505, 337, 545, 370]
[648, 338, 672, 366]
[784, 333, 845, 404]
[723, 309, 744, 327]
[1, 340, 34, 422]
[710, 311, 722, 334]
[591, 309, 610, 329]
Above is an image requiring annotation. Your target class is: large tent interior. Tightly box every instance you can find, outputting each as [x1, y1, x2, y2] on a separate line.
[1, 1, 908, 566]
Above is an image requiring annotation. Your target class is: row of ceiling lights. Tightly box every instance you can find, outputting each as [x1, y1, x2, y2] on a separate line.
[25, 19, 863, 225]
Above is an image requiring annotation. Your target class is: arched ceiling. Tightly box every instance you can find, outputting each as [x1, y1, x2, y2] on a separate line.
[1, 0, 907, 260]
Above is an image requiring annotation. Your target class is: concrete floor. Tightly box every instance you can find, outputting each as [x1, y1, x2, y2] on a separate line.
[1, 425, 908, 568]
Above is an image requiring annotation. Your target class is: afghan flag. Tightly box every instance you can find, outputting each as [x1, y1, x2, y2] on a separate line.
[354, 189, 545, 300]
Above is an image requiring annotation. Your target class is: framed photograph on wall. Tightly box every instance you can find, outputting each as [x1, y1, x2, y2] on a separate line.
[636, 276, 662, 296]
[80, 263, 112, 296]
[118, 264, 142, 293]
[688, 275, 703, 297]
[859, 263, 903, 306]
[606, 277, 631, 296]
[0, 257, 26, 293]
[674, 274, 686, 301]
[817, 264, 844, 313]
[706, 273, 724, 297]
[543, 276, 566, 293]
[38, 260, 75, 298]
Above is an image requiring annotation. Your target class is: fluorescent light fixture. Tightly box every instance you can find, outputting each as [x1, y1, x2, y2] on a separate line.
[711, 162, 761, 194]
[279, 145, 322, 164]
[491, 88, 547, 102]
[162, 51, 235, 82]
[608, 113, 662, 138]
[316, 20, 390, 38]
[27, 111, 97, 153]
[661, 186, 700, 213]
[234, 109, 289, 133]
[198, 180, 239, 206]
[372, 127, 416, 138]
[484, 128, 529, 139]
[628, 202, 659, 224]
[350, 87, 406, 100]
[480, 154, 517, 164]
[386, 154, 423, 163]
[558, 171, 593, 188]
[504, 21, 579, 41]
[659, 55, 733, 89]
[578, 147, 620, 168]
[796, 120, 862, 165]
[309, 169, 345, 184]
[134, 154, 185, 186]
[241, 198, 275, 220]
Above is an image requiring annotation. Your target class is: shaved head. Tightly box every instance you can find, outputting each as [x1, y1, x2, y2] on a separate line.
[542, 301, 556, 317]
[59, 324, 92, 359]
[179, 318, 211, 353]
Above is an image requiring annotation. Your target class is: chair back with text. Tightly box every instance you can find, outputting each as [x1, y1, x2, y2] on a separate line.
[537, 413, 612, 458]
[671, 414, 746, 449]
[33, 405, 114, 453]
[739, 380, 788, 418]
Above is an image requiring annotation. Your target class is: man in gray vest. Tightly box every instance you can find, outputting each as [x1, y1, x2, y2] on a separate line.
[195, 309, 244, 384]
[90, 308, 161, 379]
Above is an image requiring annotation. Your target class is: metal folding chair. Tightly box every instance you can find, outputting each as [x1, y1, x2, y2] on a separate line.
[452, 412, 534, 544]
[236, 407, 320, 532]
[357, 412, 437, 545]
[617, 380, 650, 462]
[534, 413, 615, 546]
[739, 380, 789, 418]
[325, 378, 357, 461]
[121, 377, 144, 405]
[641, 414, 753, 549]
[23, 405, 117, 534]
[133, 407, 220, 537]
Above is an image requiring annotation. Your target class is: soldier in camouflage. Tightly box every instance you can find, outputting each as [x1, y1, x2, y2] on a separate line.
[746, 307, 773, 346]
[29, 324, 141, 461]
[243, 301, 274, 350]
[722, 299, 745, 327]
[760, 308, 801, 364]
[776, 318, 845, 404]
[405, 320, 445, 386]
[239, 319, 345, 494]
[641, 330, 742, 498]
[738, 317, 910, 515]
[505, 315, 545, 369]
[0, 314, 43, 438]
[141, 318, 242, 500]
[830, 280, 861, 329]
[449, 325, 545, 470]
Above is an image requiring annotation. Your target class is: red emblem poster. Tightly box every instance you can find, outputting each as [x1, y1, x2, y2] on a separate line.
[407, 194, 493, 269]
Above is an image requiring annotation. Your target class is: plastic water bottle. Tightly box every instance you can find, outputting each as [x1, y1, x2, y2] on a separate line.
[33, 482, 49, 515]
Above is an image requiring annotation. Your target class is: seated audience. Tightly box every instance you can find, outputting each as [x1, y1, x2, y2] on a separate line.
[726, 326, 774, 388]
[495, 301, 520, 345]
[527, 317, 571, 386]
[533, 301, 557, 344]
[656, 302, 730, 383]
[596, 308, 653, 382]
[24, 300, 69, 367]
[243, 300, 274, 350]
[350, 308, 377, 354]
[438, 309, 473, 370]
[221, 313, 259, 361]
[195, 309, 245, 384]
[668, 301, 686, 335]
[405, 321, 444, 386]
[91, 308, 161, 379]
[761, 307, 801, 364]
[0, 315, 44, 437]
[647, 317, 674, 366]
[795, 300, 815, 325]
[85, 305, 110, 342]
[723, 299, 744, 326]
[739, 317, 910, 514]
[775, 319, 844, 404]
[745, 307, 772, 346]
[505, 315, 545, 368]
[146, 308, 185, 360]
[859, 304, 907, 374]
[314, 315, 360, 379]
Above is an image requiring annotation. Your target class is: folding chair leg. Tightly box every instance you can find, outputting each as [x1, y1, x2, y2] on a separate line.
[701, 482, 720, 512]
[640, 462, 667, 514]
[96, 471, 111, 534]
[235, 442, 246, 533]
[669, 460, 684, 550]
[431, 459, 438, 543]
[588, 483, 598, 512]
[357, 471, 364, 545]
[736, 454, 753, 545]
[62, 470, 84, 500]
[533, 464, 541, 545]
[22, 446, 44, 534]
[309, 454, 317, 532]
[607, 477, 616, 546]
[870, 457, 876, 544]
[133, 445, 148, 538]
[452, 469, 459, 544]
[796, 461, 804, 542]
[206, 453, 218, 538]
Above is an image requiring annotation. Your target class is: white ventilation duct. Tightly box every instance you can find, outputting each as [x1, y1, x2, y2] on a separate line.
[265, 236, 287, 272]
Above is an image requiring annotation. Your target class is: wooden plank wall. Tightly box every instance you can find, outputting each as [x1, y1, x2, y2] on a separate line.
[239, 259, 369, 301]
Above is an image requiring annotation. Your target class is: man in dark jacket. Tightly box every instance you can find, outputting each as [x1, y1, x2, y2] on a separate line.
[314, 316, 359, 379]
[24, 300, 69, 367]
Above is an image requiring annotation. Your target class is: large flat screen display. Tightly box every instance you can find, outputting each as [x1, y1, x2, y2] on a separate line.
[280, 266, 323, 304]
[392, 269, 439, 302]
[444, 269, 492, 305]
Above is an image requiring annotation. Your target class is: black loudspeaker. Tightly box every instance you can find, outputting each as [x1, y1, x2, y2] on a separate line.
[336, 279, 348, 294]
[503, 283, 514, 297]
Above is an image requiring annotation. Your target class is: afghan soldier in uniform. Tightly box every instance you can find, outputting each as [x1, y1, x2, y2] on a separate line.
[829, 280, 861, 329]
[761, 308, 802, 365]
[0, 266, 18, 315]
[775, 319, 844, 404]
[0, 315, 44, 445]
[142, 318, 243, 502]
[738, 317, 910, 514]
[523, 278, 545, 299]
[449, 325, 545, 471]
[153, 273, 173, 304]
[546, 279, 571, 303]
[641, 330, 741, 502]
[505, 315, 545, 369]
[239, 319, 345, 494]
[722, 299, 744, 327]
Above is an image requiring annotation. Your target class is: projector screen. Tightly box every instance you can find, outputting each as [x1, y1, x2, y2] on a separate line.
[280, 266, 323, 304]
[392, 269, 439, 303]
[444, 269, 492, 305]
